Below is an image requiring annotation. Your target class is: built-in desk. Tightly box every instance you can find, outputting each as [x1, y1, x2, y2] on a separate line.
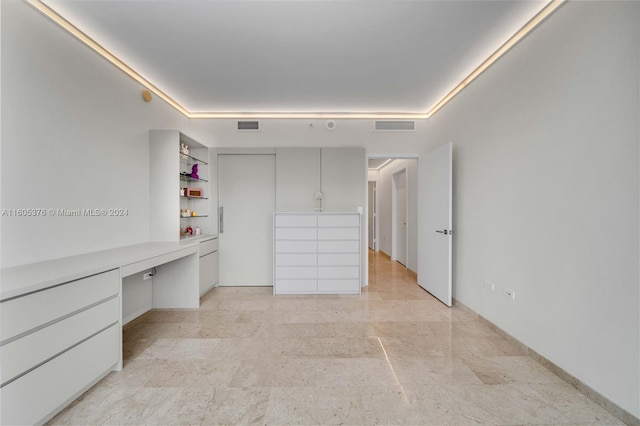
[0, 236, 217, 425]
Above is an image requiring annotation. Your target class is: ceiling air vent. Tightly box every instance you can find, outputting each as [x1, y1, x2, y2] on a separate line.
[237, 120, 260, 131]
[374, 121, 415, 132]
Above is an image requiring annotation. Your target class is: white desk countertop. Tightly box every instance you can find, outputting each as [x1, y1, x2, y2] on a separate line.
[0, 235, 217, 301]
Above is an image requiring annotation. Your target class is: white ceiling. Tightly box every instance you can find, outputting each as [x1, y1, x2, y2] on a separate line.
[42, 0, 548, 115]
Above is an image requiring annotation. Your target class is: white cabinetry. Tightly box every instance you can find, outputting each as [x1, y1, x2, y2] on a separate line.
[274, 212, 361, 294]
[199, 237, 219, 295]
[0, 269, 120, 425]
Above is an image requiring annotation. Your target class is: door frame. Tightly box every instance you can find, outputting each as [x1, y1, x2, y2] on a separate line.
[391, 168, 409, 266]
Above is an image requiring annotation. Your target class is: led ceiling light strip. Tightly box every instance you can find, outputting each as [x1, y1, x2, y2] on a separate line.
[426, 0, 566, 118]
[28, 0, 564, 120]
[27, 0, 190, 117]
[189, 112, 427, 120]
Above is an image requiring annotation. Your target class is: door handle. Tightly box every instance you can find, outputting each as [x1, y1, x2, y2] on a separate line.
[435, 229, 452, 235]
[219, 207, 224, 234]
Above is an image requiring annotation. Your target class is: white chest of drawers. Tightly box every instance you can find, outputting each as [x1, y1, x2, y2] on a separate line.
[274, 212, 361, 295]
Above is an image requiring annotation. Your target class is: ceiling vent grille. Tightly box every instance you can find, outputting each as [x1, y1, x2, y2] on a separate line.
[237, 120, 260, 131]
[374, 121, 415, 132]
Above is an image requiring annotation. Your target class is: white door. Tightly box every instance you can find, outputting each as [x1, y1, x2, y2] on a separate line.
[394, 169, 408, 266]
[218, 155, 275, 286]
[418, 142, 452, 306]
[368, 181, 376, 250]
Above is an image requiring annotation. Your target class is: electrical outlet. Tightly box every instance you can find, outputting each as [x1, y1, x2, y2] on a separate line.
[143, 272, 153, 280]
[503, 288, 515, 300]
[483, 281, 495, 291]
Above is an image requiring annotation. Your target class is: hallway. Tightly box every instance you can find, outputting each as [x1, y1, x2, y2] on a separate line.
[49, 252, 622, 425]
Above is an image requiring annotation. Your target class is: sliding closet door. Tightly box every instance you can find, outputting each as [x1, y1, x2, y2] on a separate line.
[218, 154, 276, 286]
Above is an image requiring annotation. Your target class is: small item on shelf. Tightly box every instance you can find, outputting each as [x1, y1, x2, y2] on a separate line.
[185, 187, 203, 197]
[190, 164, 199, 179]
[180, 209, 191, 218]
[180, 188, 185, 197]
[180, 227, 185, 237]
[185, 226, 193, 236]
[180, 143, 190, 159]
[195, 227, 201, 235]
[191, 211, 197, 217]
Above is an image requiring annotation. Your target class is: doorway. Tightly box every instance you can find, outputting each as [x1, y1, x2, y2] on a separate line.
[392, 168, 408, 267]
[368, 181, 376, 251]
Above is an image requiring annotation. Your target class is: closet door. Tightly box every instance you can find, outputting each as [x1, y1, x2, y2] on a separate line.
[218, 155, 276, 286]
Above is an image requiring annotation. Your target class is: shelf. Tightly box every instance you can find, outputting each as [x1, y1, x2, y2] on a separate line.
[180, 196, 209, 200]
[180, 152, 208, 165]
[180, 173, 208, 183]
[180, 215, 209, 219]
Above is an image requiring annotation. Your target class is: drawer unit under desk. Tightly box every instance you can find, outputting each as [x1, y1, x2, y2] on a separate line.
[199, 238, 218, 256]
[1, 324, 120, 426]
[0, 268, 120, 342]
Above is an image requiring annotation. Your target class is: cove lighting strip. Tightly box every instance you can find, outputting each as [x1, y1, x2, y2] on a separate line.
[426, 0, 566, 118]
[28, 0, 564, 120]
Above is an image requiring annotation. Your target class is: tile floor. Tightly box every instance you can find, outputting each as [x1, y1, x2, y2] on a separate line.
[49, 251, 623, 425]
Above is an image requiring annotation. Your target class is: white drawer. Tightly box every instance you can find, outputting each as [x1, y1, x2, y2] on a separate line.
[199, 238, 218, 256]
[199, 251, 218, 296]
[276, 254, 317, 266]
[275, 227, 316, 240]
[318, 253, 360, 266]
[275, 240, 317, 253]
[317, 279, 360, 294]
[275, 280, 317, 293]
[275, 215, 317, 227]
[318, 240, 360, 253]
[0, 269, 119, 343]
[318, 214, 359, 227]
[276, 266, 317, 280]
[0, 323, 119, 426]
[318, 266, 360, 279]
[318, 227, 359, 240]
[0, 297, 119, 386]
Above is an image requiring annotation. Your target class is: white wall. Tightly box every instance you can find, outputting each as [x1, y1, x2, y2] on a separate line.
[374, 159, 418, 272]
[1, 1, 187, 268]
[426, 1, 639, 416]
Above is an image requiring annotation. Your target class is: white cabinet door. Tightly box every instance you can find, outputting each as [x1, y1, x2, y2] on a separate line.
[199, 251, 217, 295]
[218, 155, 275, 286]
[275, 148, 321, 212]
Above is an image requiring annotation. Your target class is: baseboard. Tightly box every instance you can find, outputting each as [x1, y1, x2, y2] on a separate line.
[452, 298, 639, 426]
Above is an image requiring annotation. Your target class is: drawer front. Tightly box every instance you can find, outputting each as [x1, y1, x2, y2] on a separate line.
[318, 266, 360, 280]
[276, 254, 317, 267]
[275, 215, 317, 227]
[199, 251, 218, 295]
[0, 324, 119, 426]
[318, 253, 360, 266]
[0, 297, 119, 386]
[275, 227, 317, 240]
[275, 280, 317, 293]
[199, 238, 218, 256]
[0, 269, 119, 343]
[318, 214, 359, 227]
[317, 240, 359, 253]
[276, 266, 317, 280]
[317, 227, 359, 240]
[317, 279, 360, 294]
[275, 240, 317, 253]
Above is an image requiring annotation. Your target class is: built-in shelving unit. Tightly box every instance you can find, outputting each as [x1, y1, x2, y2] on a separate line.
[150, 130, 212, 241]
